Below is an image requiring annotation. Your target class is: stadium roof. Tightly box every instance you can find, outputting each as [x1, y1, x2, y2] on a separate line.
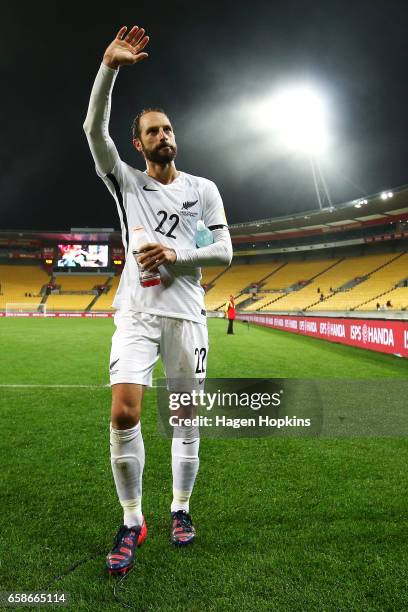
[1, 184, 407, 246]
[0, 229, 118, 246]
[230, 184, 408, 243]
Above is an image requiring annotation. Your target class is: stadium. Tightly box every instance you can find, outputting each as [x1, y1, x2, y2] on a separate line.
[1, 184, 408, 610]
[2, 184, 408, 358]
[2, 2, 407, 610]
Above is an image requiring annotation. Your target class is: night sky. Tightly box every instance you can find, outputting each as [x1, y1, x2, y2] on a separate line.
[2, 0, 407, 231]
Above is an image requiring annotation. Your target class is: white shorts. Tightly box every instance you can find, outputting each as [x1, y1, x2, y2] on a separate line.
[109, 310, 208, 388]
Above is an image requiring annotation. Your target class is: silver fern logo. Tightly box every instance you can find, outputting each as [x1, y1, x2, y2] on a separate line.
[180, 200, 198, 217]
[182, 200, 198, 209]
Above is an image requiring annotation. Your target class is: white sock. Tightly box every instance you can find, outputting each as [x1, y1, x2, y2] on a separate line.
[110, 422, 145, 527]
[171, 425, 200, 513]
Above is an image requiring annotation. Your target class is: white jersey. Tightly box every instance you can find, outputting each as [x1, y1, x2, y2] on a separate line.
[98, 161, 228, 324]
[83, 62, 232, 323]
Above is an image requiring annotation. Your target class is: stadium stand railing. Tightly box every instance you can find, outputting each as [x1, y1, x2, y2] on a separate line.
[240, 259, 337, 312]
[308, 251, 407, 312]
[361, 286, 408, 311]
[201, 265, 230, 288]
[90, 275, 121, 311]
[53, 275, 108, 291]
[203, 262, 285, 311]
[255, 258, 343, 312]
[209, 251, 408, 314]
[2, 250, 407, 315]
[43, 274, 111, 312]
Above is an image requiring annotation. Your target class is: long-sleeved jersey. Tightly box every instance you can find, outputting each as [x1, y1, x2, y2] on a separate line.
[83, 63, 232, 324]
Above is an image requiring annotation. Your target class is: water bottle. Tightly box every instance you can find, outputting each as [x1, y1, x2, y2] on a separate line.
[195, 220, 214, 247]
[131, 226, 161, 288]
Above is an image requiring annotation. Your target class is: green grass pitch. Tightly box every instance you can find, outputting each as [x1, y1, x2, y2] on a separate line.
[1, 317, 407, 611]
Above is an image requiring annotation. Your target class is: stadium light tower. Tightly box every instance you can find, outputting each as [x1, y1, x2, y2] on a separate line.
[309, 156, 332, 210]
[252, 85, 332, 210]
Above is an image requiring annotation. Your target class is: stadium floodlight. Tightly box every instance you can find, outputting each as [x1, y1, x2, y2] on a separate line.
[381, 191, 393, 200]
[252, 85, 329, 156]
[251, 84, 332, 210]
[354, 199, 368, 208]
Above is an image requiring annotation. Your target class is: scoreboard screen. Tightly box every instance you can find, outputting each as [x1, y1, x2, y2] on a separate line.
[57, 244, 109, 268]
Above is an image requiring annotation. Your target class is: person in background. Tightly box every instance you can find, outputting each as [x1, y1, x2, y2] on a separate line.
[225, 295, 236, 334]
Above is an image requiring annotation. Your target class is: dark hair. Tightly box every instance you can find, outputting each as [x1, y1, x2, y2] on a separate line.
[131, 107, 168, 140]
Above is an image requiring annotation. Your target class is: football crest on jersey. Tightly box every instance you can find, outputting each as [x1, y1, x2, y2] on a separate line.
[180, 200, 198, 216]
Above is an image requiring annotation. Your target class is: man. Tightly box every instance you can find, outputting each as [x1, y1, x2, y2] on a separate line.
[83, 24, 232, 575]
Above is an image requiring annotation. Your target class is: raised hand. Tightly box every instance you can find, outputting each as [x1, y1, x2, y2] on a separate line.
[103, 25, 149, 70]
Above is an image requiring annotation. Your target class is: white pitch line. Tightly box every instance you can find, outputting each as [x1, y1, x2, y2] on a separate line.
[0, 384, 109, 388]
[0, 383, 166, 389]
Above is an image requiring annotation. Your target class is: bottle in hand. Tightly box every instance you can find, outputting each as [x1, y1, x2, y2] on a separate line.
[131, 226, 161, 288]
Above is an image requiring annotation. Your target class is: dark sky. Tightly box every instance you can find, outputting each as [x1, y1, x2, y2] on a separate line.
[1, 0, 407, 230]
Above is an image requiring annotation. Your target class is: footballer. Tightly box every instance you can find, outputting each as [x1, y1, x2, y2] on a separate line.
[83, 24, 232, 575]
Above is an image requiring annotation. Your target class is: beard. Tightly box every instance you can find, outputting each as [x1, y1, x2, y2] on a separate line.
[142, 142, 177, 164]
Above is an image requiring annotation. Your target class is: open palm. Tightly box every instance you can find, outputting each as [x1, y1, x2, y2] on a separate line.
[103, 25, 150, 69]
